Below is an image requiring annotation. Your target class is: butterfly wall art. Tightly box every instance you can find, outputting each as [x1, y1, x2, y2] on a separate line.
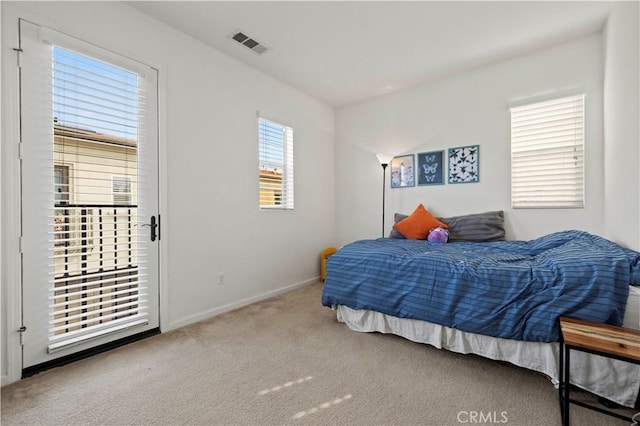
[417, 150, 444, 186]
[448, 145, 479, 184]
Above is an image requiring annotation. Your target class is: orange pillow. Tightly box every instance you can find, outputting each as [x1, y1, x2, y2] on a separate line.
[393, 204, 448, 240]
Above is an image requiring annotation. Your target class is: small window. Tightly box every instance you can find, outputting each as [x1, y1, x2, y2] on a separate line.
[54, 165, 70, 245]
[258, 117, 293, 209]
[54, 165, 69, 205]
[112, 176, 132, 205]
[510, 94, 584, 209]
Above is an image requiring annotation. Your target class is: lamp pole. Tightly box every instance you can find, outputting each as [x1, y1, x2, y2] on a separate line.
[381, 162, 388, 238]
[376, 153, 393, 239]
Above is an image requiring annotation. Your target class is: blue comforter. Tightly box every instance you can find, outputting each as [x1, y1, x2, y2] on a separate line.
[321, 231, 640, 342]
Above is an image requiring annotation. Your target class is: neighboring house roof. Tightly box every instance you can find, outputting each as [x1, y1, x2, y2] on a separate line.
[54, 124, 137, 148]
[259, 170, 282, 179]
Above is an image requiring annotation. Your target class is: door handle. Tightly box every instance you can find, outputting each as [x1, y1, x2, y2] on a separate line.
[141, 215, 158, 242]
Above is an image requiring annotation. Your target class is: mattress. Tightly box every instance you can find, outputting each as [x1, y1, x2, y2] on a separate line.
[334, 285, 640, 408]
[624, 285, 640, 329]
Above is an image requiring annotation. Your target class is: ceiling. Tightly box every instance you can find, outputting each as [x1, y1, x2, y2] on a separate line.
[126, 1, 614, 107]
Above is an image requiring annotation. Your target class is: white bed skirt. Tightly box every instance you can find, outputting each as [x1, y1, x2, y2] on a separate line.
[336, 289, 640, 408]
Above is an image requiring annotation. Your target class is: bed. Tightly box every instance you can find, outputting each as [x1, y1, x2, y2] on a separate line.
[322, 220, 640, 407]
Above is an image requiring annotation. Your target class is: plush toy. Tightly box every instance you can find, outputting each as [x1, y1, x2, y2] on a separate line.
[427, 226, 449, 243]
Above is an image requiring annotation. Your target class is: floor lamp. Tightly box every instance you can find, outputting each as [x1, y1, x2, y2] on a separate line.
[376, 154, 393, 238]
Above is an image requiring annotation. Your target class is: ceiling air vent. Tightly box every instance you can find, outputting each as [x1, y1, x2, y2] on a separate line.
[229, 30, 269, 55]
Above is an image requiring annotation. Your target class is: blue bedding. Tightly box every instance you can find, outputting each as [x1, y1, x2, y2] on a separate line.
[321, 231, 640, 342]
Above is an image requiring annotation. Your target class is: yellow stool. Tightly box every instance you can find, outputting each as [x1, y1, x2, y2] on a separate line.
[321, 247, 338, 282]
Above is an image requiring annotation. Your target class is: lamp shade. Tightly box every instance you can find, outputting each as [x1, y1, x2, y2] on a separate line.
[376, 153, 394, 166]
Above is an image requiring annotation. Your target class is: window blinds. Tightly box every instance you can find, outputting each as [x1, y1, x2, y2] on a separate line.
[48, 45, 149, 352]
[510, 94, 585, 209]
[258, 117, 294, 209]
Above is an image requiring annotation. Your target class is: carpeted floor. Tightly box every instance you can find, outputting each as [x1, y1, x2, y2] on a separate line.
[1, 282, 633, 425]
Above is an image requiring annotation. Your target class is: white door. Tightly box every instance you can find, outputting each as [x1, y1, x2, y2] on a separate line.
[19, 20, 160, 368]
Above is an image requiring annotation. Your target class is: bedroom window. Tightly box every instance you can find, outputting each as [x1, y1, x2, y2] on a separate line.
[510, 94, 585, 209]
[258, 117, 294, 210]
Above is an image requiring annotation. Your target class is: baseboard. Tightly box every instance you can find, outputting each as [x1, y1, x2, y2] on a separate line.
[1, 374, 9, 387]
[21, 328, 160, 379]
[168, 277, 320, 331]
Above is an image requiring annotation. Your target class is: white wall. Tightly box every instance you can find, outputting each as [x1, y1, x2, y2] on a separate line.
[0, 0, 5, 385]
[603, 2, 640, 251]
[1, 1, 335, 383]
[335, 34, 604, 245]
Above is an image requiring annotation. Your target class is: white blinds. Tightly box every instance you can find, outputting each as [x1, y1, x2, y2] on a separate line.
[510, 94, 585, 209]
[258, 117, 294, 209]
[48, 45, 149, 351]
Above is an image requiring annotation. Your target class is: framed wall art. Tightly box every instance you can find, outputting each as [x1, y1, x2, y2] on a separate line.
[448, 145, 479, 184]
[390, 154, 415, 188]
[417, 150, 444, 186]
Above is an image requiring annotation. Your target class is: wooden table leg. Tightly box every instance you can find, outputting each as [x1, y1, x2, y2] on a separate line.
[562, 344, 571, 426]
[559, 340, 564, 421]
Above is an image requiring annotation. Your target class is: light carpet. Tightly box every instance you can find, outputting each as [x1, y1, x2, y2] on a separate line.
[1, 282, 633, 425]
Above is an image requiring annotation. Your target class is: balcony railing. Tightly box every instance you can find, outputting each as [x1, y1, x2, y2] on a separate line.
[52, 204, 142, 336]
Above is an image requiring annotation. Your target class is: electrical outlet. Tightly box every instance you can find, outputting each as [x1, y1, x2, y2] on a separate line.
[218, 272, 224, 285]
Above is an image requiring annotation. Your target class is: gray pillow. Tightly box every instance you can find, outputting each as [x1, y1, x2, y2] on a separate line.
[440, 211, 505, 242]
[389, 210, 505, 242]
[389, 213, 408, 239]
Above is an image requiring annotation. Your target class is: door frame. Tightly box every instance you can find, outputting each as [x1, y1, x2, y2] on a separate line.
[1, 8, 169, 385]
